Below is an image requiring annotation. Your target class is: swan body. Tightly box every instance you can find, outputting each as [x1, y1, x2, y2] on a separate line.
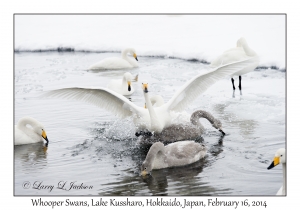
[15, 117, 49, 145]
[89, 48, 138, 70]
[141, 141, 207, 176]
[137, 110, 225, 144]
[210, 38, 258, 76]
[107, 72, 135, 95]
[43, 57, 258, 133]
[267, 148, 286, 195]
[210, 38, 259, 94]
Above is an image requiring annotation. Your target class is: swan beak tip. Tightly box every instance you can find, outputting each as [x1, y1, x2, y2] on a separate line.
[135, 57, 138, 61]
[128, 85, 131, 91]
[267, 161, 275, 170]
[268, 157, 279, 169]
[42, 130, 49, 143]
[219, 129, 225, 136]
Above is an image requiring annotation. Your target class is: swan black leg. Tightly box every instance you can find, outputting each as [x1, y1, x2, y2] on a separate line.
[238, 75, 242, 90]
[231, 78, 235, 90]
[238, 75, 242, 95]
[231, 78, 236, 98]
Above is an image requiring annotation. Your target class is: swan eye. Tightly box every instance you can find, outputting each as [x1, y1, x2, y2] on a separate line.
[281, 155, 283, 157]
[144, 167, 147, 170]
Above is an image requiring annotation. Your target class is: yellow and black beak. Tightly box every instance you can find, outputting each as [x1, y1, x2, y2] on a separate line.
[127, 81, 131, 91]
[143, 83, 148, 93]
[141, 170, 149, 177]
[267, 156, 280, 170]
[144, 103, 147, 109]
[42, 130, 49, 143]
[133, 53, 138, 61]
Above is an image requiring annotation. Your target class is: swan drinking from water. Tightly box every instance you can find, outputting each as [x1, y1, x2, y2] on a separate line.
[89, 48, 138, 70]
[15, 117, 49, 146]
[267, 148, 286, 195]
[210, 37, 259, 97]
[136, 110, 225, 144]
[107, 72, 136, 95]
[141, 141, 207, 176]
[42, 57, 257, 134]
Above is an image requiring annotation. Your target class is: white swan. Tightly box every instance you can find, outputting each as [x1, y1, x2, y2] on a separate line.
[89, 48, 138, 70]
[107, 72, 135, 95]
[15, 117, 49, 146]
[267, 148, 286, 195]
[42, 57, 258, 133]
[144, 95, 165, 109]
[210, 37, 259, 96]
[136, 110, 225, 144]
[141, 141, 207, 176]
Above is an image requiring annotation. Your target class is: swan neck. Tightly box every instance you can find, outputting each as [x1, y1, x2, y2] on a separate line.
[17, 117, 40, 138]
[17, 117, 37, 130]
[282, 163, 286, 195]
[145, 143, 165, 170]
[242, 42, 257, 56]
[122, 76, 128, 88]
[144, 92, 162, 132]
[121, 49, 131, 60]
[190, 110, 216, 127]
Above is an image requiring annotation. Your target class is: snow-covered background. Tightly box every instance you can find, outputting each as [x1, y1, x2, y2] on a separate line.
[15, 15, 285, 70]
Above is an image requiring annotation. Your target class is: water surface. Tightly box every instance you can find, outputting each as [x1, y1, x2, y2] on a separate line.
[14, 52, 285, 196]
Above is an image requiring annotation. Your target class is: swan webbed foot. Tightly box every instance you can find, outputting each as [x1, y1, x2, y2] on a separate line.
[135, 131, 142, 137]
[135, 130, 153, 137]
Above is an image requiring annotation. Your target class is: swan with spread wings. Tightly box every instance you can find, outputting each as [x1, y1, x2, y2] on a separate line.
[43, 57, 259, 133]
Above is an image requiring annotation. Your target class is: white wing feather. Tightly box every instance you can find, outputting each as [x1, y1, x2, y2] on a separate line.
[41, 87, 143, 118]
[166, 56, 259, 112]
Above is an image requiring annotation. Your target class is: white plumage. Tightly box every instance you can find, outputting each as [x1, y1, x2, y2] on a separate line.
[210, 37, 259, 95]
[89, 48, 138, 70]
[15, 117, 49, 146]
[107, 72, 135, 95]
[43, 57, 258, 133]
[267, 148, 286, 195]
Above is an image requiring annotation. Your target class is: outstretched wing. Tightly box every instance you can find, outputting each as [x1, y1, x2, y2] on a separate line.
[166, 56, 259, 112]
[41, 87, 143, 118]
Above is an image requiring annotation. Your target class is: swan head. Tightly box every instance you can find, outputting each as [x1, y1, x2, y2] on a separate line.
[130, 49, 138, 61]
[236, 37, 247, 47]
[142, 82, 149, 93]
[212, 119, 225, 135]
[33, 125, 49, 144]
[123, 48, 138, 61]
[267, 148, 286, 169]
[133, 53, 138, 61]
[123, 72, 133, 91]
[141, 161, 152, 176]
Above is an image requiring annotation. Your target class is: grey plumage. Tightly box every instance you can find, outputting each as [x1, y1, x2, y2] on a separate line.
[138, 110, 224, 145]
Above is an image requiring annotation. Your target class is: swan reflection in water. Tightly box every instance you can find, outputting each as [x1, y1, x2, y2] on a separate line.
[14, 142, 48, 171]
[97, 134, 229, 196]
